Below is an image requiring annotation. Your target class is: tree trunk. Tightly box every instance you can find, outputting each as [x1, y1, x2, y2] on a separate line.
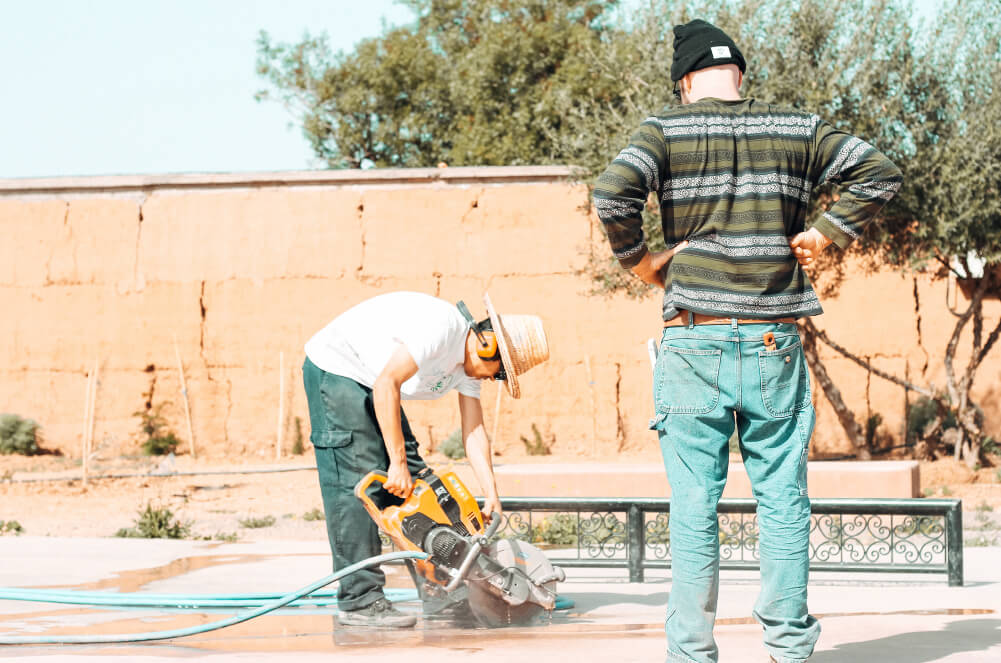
[799, 320, 870, 460]
[943, 273, 996, 468]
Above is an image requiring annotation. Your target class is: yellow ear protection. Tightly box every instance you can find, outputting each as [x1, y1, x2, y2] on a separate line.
[456, 301, 504, 374]
[476, 330, 499, 360]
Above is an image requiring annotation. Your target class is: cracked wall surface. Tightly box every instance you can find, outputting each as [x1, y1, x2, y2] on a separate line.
[1, 171, 999, 462]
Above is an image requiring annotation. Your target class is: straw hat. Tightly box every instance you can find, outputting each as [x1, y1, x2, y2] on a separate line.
[483, 292, 550, 399]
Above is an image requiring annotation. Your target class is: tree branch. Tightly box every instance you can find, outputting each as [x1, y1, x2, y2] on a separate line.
[803, 318, 935, 398]
[799, 320, 869, 459]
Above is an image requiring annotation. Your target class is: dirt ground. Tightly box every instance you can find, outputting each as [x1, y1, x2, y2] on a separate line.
[1, 452, 999, 541]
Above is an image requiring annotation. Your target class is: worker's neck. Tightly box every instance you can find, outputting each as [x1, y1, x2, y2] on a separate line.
[686, 85, 742, 103]
[683, 67, 743, 103]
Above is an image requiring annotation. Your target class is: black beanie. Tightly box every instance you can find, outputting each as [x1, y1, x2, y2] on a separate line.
[671, 19, 746, 82]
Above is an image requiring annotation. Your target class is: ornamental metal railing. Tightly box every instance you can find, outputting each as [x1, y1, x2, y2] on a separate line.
[483, 498, 964, 586]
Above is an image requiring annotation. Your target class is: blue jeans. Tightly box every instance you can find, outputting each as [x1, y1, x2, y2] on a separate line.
[650, 320, 821, 663]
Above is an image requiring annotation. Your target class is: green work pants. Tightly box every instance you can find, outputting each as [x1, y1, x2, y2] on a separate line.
[302, 356, 428, 611]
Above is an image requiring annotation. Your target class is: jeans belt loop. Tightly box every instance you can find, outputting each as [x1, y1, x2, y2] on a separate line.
[731, 317, 738, 331]
[687, 311, 695, 329]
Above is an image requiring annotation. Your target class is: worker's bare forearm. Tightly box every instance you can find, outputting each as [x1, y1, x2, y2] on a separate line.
[464, 426, 499, 501]
[372, 378, 407, 464]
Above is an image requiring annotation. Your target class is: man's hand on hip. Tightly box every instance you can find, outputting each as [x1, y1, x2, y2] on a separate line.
[789, 228, 833, 267]
[630, 241, 689, 288]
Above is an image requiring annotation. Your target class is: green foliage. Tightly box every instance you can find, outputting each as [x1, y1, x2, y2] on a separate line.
[115, 503, 190, 539]
[197, 531, 239, 542]
[238, 515, 277, 529]
[531, 514, 580, 546]
[438, 429, 466, 459]
[892, 516, 941, 537]
[520, 423, 553, 456]
[0, 414, 41, 456]
[292, 416, 306, 455]
[907, 397, 957, 442]
[303, 507, 325, 521]
[256, 0, 623, 169]
[647, 517, 670, 545]
[940, 486, 953, 496]
[727, 428, 740, 456]
[983, 437, 999, 456]
[134, 404, 180, 456]
[0, 520, 24, 535]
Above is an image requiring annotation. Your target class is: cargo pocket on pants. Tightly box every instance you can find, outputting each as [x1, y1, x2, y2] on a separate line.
[311, 429, 353, 449]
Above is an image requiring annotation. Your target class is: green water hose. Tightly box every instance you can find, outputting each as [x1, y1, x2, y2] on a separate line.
[0, 586, 418, 609]
[0, 551, 428, 645]
[0, 586, 574, 612]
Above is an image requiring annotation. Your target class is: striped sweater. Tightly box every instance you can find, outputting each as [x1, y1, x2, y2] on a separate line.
[593, 97, 903, 320]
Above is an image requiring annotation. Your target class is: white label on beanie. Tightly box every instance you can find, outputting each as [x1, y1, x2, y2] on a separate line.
[711, 46, 731, 59]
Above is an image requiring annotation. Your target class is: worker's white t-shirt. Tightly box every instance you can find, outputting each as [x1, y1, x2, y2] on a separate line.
[304, 292, 481, 401]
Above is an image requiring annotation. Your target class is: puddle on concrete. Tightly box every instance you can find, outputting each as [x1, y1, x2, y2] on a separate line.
[7, 549, 996, 656]
[32, 553, 322, 593]
[3, 606, 993, 656]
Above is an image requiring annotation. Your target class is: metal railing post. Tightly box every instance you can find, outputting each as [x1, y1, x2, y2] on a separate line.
[627, 504, 644, 583]
[945, 501, 964, 587]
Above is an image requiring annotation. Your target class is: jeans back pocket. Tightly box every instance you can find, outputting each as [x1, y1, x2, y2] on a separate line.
[655, 344, 722, 415]
[757, 341, 810, 418]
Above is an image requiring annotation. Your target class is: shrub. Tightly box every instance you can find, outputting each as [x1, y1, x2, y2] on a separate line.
[983, 437, 999, 456]
[292, 416, 306, 455]
[115, 503, 190, 539]
[0, 520, 24, 535]
[438, 429, 465, 459]
[532, 514, 578, 546]
[238, 515, 277, 529]
[303, 508, 325, 521]
[134, 404, 180, 456]
[520, 423, 552, 456]
[727, 429, 740, 456]
[0, 414, 41, 456]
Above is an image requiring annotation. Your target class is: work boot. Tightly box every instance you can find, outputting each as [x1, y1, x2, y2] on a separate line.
[337, 598, 417, 628]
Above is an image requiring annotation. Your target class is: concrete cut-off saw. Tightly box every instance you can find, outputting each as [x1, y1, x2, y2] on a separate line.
[354, 467, 565, 627]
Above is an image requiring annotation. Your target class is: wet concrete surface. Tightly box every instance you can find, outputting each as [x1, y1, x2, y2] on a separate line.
[1, 537, 1000, 662]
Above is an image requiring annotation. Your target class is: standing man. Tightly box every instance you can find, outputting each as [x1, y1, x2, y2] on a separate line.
[593, 19, 901, 663]
[302, 291, 548, 628]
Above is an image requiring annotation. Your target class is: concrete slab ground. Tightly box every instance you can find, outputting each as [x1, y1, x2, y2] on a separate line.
[0, 537, 998, 662]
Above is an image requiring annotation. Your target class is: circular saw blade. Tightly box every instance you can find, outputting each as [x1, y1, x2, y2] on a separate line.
[466, 580, 545, 628]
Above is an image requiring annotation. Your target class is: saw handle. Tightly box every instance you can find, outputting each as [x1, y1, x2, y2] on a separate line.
[481, 513, 501, 543]
[354, 470, 391, 522]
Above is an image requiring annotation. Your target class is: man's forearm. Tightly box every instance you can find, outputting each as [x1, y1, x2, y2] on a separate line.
[372, 380, 407, 465]
[463, 426, 499, 501]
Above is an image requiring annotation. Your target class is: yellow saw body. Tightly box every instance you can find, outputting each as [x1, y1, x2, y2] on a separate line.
[354, 467, 564, 627]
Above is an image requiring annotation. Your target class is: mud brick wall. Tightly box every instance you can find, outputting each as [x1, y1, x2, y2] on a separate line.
[1, 167, 998, 462]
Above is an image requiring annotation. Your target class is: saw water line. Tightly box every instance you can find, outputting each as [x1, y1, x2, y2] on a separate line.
[0, 551, 428, 645]
[0, 586, 419, 610]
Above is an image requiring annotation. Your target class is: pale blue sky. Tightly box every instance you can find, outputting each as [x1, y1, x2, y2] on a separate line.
[0, 0, 939, 179]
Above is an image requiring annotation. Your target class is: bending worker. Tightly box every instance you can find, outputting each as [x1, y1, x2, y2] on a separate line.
[302, 291, 549, 628]
[593, 19, 901, 663]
